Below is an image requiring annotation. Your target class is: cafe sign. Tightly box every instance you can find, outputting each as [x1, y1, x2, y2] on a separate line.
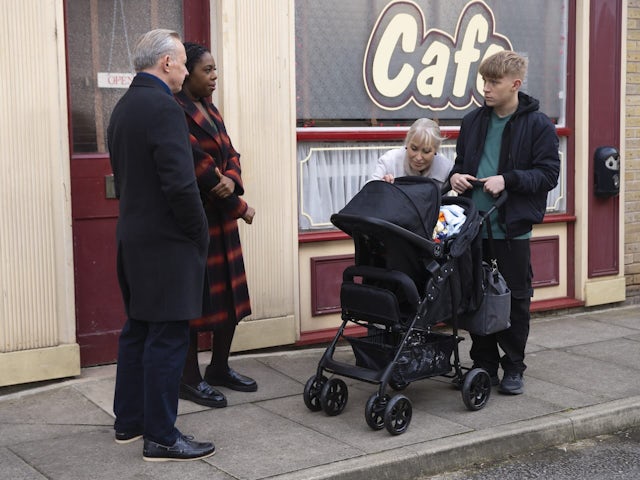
[363, 1, 511, 111]
[295, 0, 567, 122]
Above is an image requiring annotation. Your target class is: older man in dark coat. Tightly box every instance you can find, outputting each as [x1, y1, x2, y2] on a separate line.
[107, 29, 214, 462]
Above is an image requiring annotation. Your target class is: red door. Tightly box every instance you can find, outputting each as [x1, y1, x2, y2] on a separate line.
[587, 0, 621, 277]
[66, 0, 209, 366]
[72, 156, 123, 365]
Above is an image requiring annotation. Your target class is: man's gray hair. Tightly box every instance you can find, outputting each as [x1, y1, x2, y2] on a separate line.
[133, 29, 181, 72]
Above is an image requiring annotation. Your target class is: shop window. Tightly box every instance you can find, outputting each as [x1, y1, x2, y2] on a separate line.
[298, 141, 457, 230]
[295, 0, 570, 232]
[298, 140, 566, 230]
[65, 0, 183, 153]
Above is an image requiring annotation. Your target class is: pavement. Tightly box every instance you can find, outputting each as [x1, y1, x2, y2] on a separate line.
[1, 305, 640, 480]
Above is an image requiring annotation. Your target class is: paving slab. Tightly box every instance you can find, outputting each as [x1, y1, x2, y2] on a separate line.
[580, 306, 640, 330]
[0, 447, 47, 480]
[259, 346, 387, 388]
[210, 357, 305, 403]
[401, 378, 565, 431]
[177, 403, 360, 480]
[257, 347, 344, 384]
[515, 374, 603, 409]
[72, 378, 115, 418]
[0, 387, 113, 426]
[260, 387, 471, 453]
[0, 424, 105, 448]
[525, 349, 640, 400]
[563, 337, 640, 370]
[527, 316, 638, 349]
[8, 430, 230, 480]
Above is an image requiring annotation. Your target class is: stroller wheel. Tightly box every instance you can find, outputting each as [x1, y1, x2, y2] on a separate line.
[461, 368, 491, 411]
[365, 393, 389, 430]
[303, 375, 327, 412]
[320, 378, 349, 416]
[384, 394, 412, 435]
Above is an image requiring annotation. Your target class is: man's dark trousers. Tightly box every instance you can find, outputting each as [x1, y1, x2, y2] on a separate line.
[113, 318, 190, 445]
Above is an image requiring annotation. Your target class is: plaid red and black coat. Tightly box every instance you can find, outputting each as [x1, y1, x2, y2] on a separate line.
[175, 91, 251, 329]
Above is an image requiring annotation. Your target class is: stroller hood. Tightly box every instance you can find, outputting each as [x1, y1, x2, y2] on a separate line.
[332, 177, 441, 239]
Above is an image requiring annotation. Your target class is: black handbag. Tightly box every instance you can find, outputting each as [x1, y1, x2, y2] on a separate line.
[460, 216, 511, 335]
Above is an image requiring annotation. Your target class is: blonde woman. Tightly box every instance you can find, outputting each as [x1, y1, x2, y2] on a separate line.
[371, 118, 453, 189]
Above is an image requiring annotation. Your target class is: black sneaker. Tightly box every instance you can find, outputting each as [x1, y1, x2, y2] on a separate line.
[115, 431, 143, 444]
[499, 372, 524, 395]
[143, 434, 215, 462]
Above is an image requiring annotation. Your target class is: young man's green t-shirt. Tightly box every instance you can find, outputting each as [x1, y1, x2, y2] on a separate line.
[472, 111, 531, 240]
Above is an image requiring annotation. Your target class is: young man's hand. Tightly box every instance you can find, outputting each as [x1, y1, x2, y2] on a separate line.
[480, 175, 505, 197]
[450, 173, 477, 194]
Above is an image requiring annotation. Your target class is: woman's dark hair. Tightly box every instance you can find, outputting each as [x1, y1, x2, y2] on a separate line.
[183, 42, 209, 74]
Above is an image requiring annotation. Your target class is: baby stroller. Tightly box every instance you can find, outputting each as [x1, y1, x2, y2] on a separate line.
[302, 177, 495, 435]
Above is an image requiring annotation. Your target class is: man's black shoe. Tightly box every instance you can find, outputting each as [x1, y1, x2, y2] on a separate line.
[499, 372, 524, 395]
[143, 434, 215, 462]
[115, 431, 143, 444]
[179, 381, 227, 408]
[205, 367, 258, 392]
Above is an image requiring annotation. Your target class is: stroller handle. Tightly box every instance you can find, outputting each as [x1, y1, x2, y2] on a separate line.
[469, 180, 509, 210]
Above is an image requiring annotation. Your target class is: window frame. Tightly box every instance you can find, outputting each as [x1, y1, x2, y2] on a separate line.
[297, 124, 575, 243]
[63, 0, 209, 158]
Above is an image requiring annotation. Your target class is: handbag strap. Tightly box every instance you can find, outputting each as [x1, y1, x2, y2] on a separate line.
[484, 214, 499, 273]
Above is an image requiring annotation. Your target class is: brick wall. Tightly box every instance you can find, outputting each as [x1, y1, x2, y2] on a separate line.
[626, 1, 640, 301]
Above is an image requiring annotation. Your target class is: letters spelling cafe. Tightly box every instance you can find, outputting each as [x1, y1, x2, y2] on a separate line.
[1, 0, 627, 387]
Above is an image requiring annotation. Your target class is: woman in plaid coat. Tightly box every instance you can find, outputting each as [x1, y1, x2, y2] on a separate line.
[174, 43, 257, 408]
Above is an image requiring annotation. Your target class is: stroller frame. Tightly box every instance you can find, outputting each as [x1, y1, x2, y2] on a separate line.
[302, 178, 493, 435]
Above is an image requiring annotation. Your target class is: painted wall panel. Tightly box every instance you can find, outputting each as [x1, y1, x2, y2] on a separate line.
[0, 0, 79, 383]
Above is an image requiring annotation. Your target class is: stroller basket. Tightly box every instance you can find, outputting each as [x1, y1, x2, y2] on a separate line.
[345, 330, 455, 383]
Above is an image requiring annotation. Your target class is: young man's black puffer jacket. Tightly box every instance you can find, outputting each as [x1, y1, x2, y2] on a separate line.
[450, 91, 561, 238]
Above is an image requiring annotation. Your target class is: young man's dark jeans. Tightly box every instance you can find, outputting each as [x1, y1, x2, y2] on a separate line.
[470, 238, 532, 376]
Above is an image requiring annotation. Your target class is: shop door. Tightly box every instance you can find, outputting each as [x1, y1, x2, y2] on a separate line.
[66, 0, 209, 366]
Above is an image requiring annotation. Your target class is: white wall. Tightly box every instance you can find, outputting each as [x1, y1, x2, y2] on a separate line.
[0, 0, 79, 386]
[214, 0, 299, 350]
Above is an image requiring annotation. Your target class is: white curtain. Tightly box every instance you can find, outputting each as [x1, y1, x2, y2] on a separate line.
[297, 141, 456, 230]
[297, 140, 563, 231]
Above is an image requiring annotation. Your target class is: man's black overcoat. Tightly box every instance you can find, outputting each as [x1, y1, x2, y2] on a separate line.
[107, 74, 210, 322]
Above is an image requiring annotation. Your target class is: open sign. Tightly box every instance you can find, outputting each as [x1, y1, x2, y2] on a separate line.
[97, 72, 134, 89]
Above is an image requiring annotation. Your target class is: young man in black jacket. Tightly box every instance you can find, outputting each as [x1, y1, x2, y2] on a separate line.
[449, 50, 560, 395]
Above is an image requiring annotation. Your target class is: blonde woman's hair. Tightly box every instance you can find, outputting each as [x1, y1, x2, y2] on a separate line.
[479, 50, 527, 80]
[405, 118, 445, 151]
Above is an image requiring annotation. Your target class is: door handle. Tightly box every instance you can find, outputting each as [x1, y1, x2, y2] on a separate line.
[105, 174, 117, 199]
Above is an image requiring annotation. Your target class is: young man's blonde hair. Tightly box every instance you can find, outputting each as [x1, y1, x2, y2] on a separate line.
[478, 50, 527, 80]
